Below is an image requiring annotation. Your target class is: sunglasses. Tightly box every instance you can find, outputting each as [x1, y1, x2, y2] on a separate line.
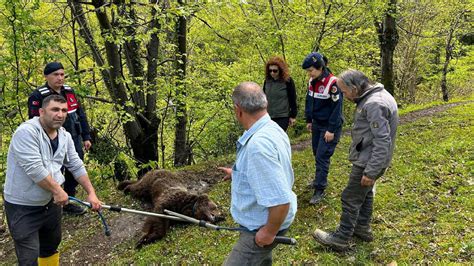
[269, 69, 279, 73]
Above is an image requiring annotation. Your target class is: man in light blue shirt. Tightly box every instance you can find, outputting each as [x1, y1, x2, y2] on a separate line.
[219, 82, 297, 265]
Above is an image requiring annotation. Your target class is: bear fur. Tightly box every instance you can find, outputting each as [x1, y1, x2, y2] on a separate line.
[118, 169, 222, 248]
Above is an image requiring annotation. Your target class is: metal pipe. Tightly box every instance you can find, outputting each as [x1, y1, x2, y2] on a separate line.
[70, 199, 187, 222]
[164, 209, 297, 245]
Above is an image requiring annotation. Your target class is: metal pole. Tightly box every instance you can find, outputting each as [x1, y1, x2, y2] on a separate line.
[72, 200, 187, 222]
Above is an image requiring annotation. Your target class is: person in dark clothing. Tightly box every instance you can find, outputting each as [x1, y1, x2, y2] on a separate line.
[302, 52, 343, 204]
[263, 56, 298, 132]
[28, 62, 92, 215]
[312, 69, 398, 251]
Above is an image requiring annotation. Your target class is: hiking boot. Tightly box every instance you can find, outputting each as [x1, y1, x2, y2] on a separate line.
[312, 229, 349, 251]
[63, 204, 86, 215]
[353, 225, 374, 242]
[309, 190, 325, 204]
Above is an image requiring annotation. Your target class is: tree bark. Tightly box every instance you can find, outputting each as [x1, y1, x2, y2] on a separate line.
[70, 0, 161, 172]
[441, 10, 465, 102]
[376, 0, 398, 96]
[269, 0, 286, 60]
[173, 0, 189, 166]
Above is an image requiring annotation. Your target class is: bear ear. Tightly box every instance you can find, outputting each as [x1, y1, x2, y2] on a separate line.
[197, 194, 209, 201]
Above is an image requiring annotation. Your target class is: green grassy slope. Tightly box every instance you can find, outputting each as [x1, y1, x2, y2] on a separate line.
[109, 103, 473, 264]
[2, 102, 472, 264]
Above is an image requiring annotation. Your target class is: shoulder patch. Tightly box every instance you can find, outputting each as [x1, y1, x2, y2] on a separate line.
[63, 85, 73, 91]
[331, 93, 340, 102]
[330, 86, 338, 94]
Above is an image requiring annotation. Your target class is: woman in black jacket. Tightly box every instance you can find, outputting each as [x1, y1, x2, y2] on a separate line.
[263, 56, 298, 132]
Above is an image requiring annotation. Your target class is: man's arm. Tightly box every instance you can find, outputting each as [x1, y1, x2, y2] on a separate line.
[27, 90, 42, 118]
[363, 103, 391, 180]
[255, 203, 290, 247]
[76, 175, 101, 210]
[37, 175, 69, 206]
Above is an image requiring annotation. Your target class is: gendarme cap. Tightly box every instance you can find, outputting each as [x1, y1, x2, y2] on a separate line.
[301, 52, 325, 69]
[44, 62, 64, 75]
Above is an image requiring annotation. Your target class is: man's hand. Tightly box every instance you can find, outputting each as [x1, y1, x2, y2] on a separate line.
[86, 193, 101, 211]
[306, 123, 312, 132]
[361, 175, 375, 187]
[324, 131, 334, 142]
[255, 226, 276, 247]
[83, 140, 92, 151]
[218, 167, 232, 181]
[52, 189, 69, 206]
[289, 118, 296, 127]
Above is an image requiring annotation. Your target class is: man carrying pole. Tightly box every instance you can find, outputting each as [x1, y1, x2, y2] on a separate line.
[219, 82, 297, 265]
[4, 95, 101, 265]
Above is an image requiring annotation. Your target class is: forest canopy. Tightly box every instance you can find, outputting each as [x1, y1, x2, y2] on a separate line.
[0, 0, 472, 177]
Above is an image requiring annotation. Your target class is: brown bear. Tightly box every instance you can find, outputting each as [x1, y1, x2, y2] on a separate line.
[117, 169, 222, 248]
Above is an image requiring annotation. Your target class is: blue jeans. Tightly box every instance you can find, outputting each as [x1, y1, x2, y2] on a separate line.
[4, 199, 62, 265]
[310, 123, 341, 191]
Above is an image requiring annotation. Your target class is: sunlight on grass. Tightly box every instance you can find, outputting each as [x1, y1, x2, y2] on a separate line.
[5, 102, 466, 265]
[101, 103, 474, 264]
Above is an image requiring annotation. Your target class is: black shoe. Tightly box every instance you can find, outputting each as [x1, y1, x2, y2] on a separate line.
[309, 190, 325, 204]
[312, 229, 350, 251]
[353, 225, 374, 242]
[63, 204, 86, 215]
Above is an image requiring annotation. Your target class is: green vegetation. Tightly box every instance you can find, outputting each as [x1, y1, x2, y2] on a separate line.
[21, 101, 467, 265]
[0, 0, 473, 263]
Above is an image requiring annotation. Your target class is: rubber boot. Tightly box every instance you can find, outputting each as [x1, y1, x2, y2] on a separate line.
[38, 252, 59, 266]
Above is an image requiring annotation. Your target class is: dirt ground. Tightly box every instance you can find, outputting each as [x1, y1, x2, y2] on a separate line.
[0, 101, 470, 264]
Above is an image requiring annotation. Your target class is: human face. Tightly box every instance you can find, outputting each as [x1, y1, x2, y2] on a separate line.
[268, 65, 280, 80]
[45, 69, 65, 91]
[306, 66, 322, 79]
[39, 101, 68, 131]
[336, 79, 357, 102]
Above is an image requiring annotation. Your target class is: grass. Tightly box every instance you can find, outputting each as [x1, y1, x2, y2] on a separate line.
[108, 102, 473, 264]
[1, 101, 472, 264]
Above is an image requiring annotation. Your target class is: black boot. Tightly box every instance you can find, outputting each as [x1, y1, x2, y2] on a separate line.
[309, 190, 325, 204]
[63, 203, 86, 215]
[353, 224, 374, 242]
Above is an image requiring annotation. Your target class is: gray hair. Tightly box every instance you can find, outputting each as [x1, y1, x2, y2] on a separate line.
[338, 69, 374, 96]
[232, 82, 268, 113]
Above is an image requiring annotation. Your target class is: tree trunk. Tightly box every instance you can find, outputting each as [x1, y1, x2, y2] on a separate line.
[173, 0, 189, 166]
[70, 0, 161, 173]
[440, 10, 465, 102]
[269, 0, 286, 60]
[376, 0, 398, 96]
[441, 42, 451, 102]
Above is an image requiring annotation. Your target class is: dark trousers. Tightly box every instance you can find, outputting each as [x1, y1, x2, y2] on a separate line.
[224, 229, 288, 266]
[310, 123, 341, 191]
[4, 200, 62, 265]
[271, 117, 290, 132]
[63, 135, 84, 196]
[337, 165, 382, 239]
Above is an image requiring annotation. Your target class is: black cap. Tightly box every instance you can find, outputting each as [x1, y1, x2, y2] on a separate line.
[301, 52, 325, 69]
[44, 62, 64, 75]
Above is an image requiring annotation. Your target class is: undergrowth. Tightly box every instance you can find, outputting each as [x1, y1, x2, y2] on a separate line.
[108, 102, 473, 264]
[1, 102, 472, 264]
